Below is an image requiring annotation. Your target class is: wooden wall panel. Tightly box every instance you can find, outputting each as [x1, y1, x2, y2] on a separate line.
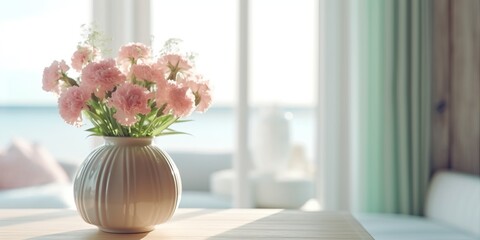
[431, 0, 451, 174]
[432, 0, 480, 176]
[451, 0, 480, 175]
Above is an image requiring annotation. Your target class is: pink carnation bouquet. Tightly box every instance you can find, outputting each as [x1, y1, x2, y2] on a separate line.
[42, 33, 212, 137]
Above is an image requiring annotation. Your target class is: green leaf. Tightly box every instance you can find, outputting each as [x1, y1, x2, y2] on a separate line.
[174, 119, 193, 123]
[158, 130, 191, 136]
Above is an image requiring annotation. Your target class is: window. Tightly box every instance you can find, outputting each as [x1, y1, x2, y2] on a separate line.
[150, 0, 317, 159]
[0, 0, 92, 159]
[151, 0, 238, 152]
[250, 0, 316, 106]
[1, 0, 320, 209]
[250, 0, 317, 164]
[150, 0, 318, 208]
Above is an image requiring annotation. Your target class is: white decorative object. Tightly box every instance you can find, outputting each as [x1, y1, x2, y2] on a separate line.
[73, 137, 181, 233]
[251, 106, 291, 174]
[286, 144, 313, 177]
[254, 174, 314, 209]
[210, 169, 313, 209]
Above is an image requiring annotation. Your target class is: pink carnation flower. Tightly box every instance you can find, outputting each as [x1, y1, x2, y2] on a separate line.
[193, 83, 212, 113]
[42, 60, 69, 94]
[130, 64, 165, 83]
[58, 86, 90, 126]
[118, 43, 151, 64]
[108, 83, 152, 126]
[156, 81, 195, 118]
[81, 59, 126, 99]
[178, 73, 212, 112]
[155, 54, 192, 79]
[71, 45, 99, 72]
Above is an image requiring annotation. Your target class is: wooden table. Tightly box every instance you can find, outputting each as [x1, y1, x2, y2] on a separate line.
[0, 209, 373, 239]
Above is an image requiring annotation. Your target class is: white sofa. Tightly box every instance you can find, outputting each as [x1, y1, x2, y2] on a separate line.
[0, 151, 233, 209]
[170, 151, 232, 208]
[356, 171, 480, 240]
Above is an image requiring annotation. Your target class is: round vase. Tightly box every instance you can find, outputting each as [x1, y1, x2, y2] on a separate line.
[251, 106, 291, 174]
[73, 137, 182, 233]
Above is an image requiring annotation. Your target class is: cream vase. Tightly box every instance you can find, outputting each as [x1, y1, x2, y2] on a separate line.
[73, 137, 182, 233]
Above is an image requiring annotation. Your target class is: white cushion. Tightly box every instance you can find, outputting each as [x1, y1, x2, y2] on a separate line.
[425, 171, 480, 236]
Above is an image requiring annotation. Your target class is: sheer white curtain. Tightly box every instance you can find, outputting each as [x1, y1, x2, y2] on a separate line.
[315, 0, 355, 211]
[92, 0, 151, 56]
[317, 0, 432, 215]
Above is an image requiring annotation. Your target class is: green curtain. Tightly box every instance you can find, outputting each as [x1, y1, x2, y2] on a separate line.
[356, 0, 432, 215]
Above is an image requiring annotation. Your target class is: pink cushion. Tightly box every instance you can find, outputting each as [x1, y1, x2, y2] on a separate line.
[0, 138, 69, 190]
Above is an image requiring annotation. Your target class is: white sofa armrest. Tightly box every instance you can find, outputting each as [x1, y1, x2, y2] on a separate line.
[0, 183, 74, 208]
[425, 171, 480, 236]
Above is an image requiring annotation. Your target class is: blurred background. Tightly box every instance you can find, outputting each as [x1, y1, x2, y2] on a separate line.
[0, 0, 478, 217]
[0, 0, 316, 161]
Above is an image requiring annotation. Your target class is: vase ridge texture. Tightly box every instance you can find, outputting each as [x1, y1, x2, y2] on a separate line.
[74, 137, 182, 233]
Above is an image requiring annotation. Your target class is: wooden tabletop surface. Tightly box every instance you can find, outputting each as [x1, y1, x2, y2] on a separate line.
[0, 208, 373, 239]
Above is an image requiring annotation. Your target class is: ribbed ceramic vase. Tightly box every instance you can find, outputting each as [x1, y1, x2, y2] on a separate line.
[73, 137, 182, 233]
